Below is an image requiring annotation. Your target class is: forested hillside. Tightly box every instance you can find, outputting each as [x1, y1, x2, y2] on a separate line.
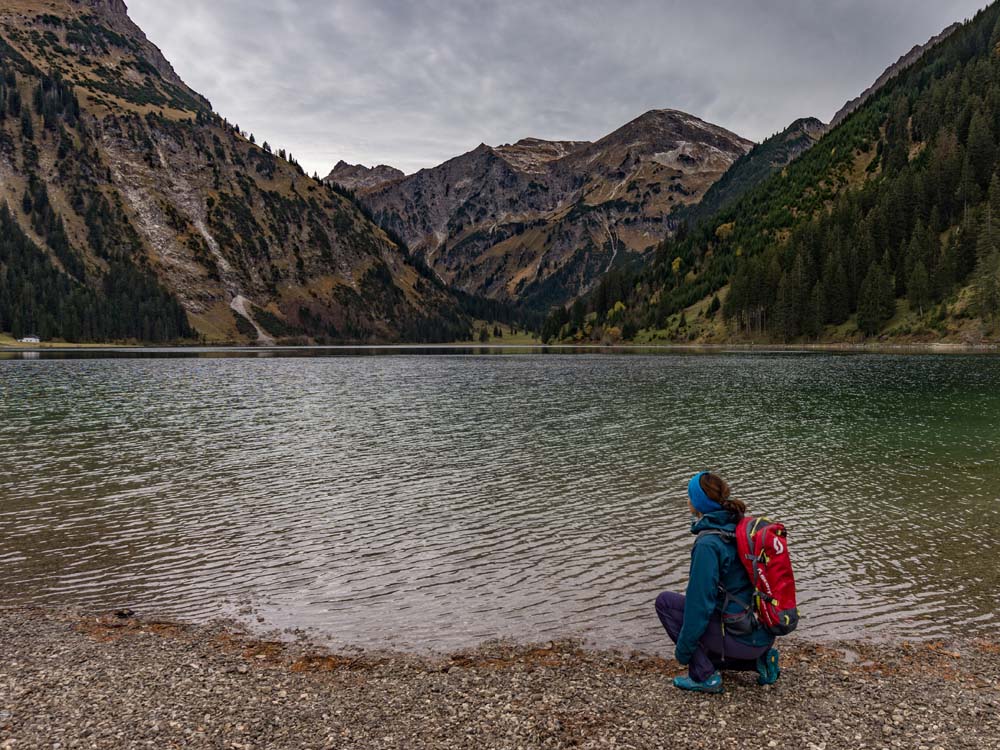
[0, 0, 471, 344]
[543, 3, 1000, 345]
[675, 118, 826, 229]
[0, 44, 193, 341]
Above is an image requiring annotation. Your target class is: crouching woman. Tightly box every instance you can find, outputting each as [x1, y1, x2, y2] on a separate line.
[655, 471, 780, 693]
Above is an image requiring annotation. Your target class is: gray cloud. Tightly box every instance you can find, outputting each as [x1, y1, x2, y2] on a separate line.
[127, 0, 991, 176]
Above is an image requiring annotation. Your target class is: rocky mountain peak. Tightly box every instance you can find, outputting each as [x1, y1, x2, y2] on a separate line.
[608, 108, 748, 148]
[325, 161, 405, 192]
[624, 108, 729, 134]
[783, 118, 827, 145]
[493, 137, 590, 174]
[564, 108, 753, 177]
[74, 0, 129, 16]
[789, 117, 826, 133]
[632, 108, 696, 124]
[40, 0, 210, 108]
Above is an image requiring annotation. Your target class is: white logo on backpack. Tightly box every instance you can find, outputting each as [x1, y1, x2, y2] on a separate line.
[773, 537, 785, 555]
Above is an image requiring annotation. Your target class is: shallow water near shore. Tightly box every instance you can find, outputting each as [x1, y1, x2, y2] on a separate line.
[0, 350, 998, 651]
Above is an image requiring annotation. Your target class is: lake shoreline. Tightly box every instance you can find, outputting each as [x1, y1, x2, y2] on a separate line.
[2, 607, 997, 749]
[2, 340, 999, 355]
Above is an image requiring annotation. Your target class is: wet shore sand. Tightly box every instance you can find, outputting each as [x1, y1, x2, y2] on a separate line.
[0, 608, 997, 750]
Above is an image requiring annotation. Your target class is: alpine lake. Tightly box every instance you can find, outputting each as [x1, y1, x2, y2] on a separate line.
[1, 347, 997, 652]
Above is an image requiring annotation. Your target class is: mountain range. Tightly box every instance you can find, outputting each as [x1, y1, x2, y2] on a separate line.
[0, 0, 982, 345]
[325, 20, 962, 316]
[326, 110, 753, 312]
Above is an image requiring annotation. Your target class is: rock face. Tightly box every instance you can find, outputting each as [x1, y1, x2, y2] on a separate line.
[70, 0, 209, 105]
[358, 110, 752, 310]
[76, 0, 129, 18]
[786, 117, 827, 141]
[325, 161, 404, 192]
[0, 0, 469, 343]
[830, 23, 961, 128]
[492, 138, 589, 174]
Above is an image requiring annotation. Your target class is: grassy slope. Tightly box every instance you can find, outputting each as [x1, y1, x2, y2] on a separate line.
[455, 322, 541, 345]
[0, 333, 133, 348]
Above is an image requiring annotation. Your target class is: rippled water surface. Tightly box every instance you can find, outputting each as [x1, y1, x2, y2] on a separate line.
[1, 350, 998, 651]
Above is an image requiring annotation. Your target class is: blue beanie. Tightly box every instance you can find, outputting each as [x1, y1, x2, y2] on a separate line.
[688, 472, 723, 514]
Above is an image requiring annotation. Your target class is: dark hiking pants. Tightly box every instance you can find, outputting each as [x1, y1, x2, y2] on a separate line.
[655, 590, 771, 682]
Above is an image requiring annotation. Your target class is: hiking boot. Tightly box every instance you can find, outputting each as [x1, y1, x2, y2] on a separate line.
[756, 648, 780, 685]
[672, 672, 724, 694]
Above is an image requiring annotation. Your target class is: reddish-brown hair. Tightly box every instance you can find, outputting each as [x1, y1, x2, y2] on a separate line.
[700, 472, 747, 518]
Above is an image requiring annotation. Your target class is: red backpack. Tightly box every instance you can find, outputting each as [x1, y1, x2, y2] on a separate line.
[735, 516, 799, 636]
[702, 516, 800, 636]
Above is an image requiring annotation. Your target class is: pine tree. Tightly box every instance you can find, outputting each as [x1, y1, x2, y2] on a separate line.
[788, 254, 811, 338]
[981, 204, 998, 262]
[879, 255, 897, 322]
[570, 298, 586, 330]
[990, 171, 1000, 221]
[957, 155, 983, 214]
[803, 283, 825, 339]
[937, 235, 960, 297]
[883, 97, 912, 175]
[967, 108, 997, 188]
[858, 263, 894, 336]
[775, 272, 799, 340]
[907, 261, 931, 316]
[823, 255, 851, 325]
[973, 245, 1000, 320]
[905, 220, 927, 282]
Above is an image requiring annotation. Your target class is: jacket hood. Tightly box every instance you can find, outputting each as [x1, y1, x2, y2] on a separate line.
[691, 509, 738, 535]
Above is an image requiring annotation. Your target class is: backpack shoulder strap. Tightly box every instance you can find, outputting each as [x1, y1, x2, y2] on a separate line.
[696, 529, 752, 607]
[697, 529, 736, 544]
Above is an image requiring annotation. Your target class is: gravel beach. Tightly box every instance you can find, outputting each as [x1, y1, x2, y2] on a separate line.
[0, 608, 997, 750]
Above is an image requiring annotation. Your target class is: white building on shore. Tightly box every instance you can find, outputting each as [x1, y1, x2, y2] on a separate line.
[18, 335, 41, 344]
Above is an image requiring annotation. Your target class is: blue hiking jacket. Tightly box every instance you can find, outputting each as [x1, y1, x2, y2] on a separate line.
[675, 510, 774, 666]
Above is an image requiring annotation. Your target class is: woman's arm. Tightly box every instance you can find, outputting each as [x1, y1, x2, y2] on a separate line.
[675, 540, 721, 665]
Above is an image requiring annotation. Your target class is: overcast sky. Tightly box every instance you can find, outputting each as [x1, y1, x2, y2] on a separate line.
[127, 0, 991, 177]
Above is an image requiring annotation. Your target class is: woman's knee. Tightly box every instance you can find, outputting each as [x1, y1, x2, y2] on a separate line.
[655, 590, 684, 615]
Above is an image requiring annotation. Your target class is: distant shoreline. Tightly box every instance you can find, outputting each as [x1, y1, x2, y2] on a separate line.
[1, 607, 997, 749]
[2, 341, 999, 355]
